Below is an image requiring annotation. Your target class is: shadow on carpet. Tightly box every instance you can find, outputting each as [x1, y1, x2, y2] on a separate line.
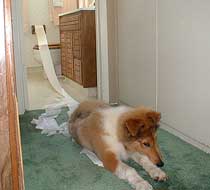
[19, 109, 210, 190]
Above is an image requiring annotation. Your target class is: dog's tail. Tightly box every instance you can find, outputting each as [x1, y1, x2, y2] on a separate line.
[69, 100, 109, 123]
[68, 100, 109, 141]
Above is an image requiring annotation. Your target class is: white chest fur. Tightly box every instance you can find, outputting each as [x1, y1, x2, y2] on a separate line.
[100, 106, 131, 160]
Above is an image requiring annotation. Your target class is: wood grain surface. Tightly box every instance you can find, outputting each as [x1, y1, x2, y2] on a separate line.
[0, 0, 24, 189]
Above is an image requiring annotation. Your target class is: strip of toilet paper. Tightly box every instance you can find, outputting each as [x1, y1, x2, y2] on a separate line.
[35, 25, 72, 100]
[33, 25, 103, 167]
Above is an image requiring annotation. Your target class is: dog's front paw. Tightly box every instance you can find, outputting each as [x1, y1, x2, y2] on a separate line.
[136, 181, 153, 190]
[149, 168, 168, 182]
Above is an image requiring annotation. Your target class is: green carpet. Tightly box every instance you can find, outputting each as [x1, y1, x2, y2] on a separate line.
[20, 109, 210, 190]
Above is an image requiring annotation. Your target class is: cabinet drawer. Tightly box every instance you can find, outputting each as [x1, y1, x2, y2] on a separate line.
[74, 73, 82, 84]
[66, 48, 73, 54]
[74, 59, 82, 84]
[73, 32, 81, 58]
[66, 69, 74, 79]
[61, 63, 67, 76]
[60, 14, 80, 24]
[73, 31, 81, 46]
[66, 62, 73, 75]
[60, 20, 80, 31]
[61, 51, 66, 58]
[66, 51, 73, 59]
[73, 49, 81, 59]
[66, 58, 74, 65]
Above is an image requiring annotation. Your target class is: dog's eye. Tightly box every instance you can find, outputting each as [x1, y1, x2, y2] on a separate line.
[143, 142, 151, 147]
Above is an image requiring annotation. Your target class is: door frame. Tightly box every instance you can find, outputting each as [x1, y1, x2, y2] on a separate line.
[0, 0, 24, 189]
[12, 0, 29, 114]
[95, 0, 119, 103]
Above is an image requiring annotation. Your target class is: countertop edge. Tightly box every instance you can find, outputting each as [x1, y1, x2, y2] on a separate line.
[59, 8, 95, 17]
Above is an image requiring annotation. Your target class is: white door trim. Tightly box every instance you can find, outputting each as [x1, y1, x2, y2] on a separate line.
[95, 0, 119, 103]
[95, 0, 110, 102]
[12, 0, 29, 114]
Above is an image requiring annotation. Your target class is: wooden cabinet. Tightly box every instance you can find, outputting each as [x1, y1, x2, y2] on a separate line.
[59, 10, 97, 88]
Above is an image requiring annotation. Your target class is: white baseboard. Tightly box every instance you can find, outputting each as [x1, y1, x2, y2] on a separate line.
[161, 122, 210, 154]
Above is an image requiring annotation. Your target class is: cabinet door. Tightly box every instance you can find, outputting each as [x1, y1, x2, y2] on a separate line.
[74, 59, 82, 84]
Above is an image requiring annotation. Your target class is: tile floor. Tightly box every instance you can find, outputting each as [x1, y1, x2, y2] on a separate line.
[26, 68, 96, 110]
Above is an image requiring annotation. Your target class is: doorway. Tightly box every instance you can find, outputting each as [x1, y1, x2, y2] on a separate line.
[15, 0, 98, 111]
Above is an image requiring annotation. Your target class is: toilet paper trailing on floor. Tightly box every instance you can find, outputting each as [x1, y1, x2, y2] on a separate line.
[35, 25, 68, 97]
[33, 25, 103, 169]
[34, 25, 77, 106]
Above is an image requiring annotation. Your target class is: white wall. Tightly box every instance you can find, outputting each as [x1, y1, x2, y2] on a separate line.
[96, 0, 119, 103]
[116, 0, 210, 150]
[117, 0, 156, 108]
[23, 0, 60, 68]
[107, 0, 119, 103]
[158, 0, 210, 148]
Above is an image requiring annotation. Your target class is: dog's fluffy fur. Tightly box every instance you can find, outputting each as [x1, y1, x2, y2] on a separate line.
[69, 100, 167, 190]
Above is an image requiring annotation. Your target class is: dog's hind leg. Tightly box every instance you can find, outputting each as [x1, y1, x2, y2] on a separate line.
[131, 153, 168, 182]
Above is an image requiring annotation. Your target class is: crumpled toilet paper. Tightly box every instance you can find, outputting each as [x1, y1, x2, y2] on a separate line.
[31, 108, 70, 137]
[31, 100, 104, 167]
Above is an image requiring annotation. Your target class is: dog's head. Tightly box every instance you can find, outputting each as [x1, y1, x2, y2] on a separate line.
[120, 107, 164, 167]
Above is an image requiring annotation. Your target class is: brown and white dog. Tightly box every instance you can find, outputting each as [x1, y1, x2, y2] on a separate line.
[69, 100, 168, 190]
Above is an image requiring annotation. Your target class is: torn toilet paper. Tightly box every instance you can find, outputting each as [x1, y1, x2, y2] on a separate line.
[31, 100, 104, 167]
[31, 109, 70, 137]
[35, 25, 70, 99]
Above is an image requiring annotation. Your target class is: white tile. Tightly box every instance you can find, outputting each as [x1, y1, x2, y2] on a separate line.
[27, 70, 96, 110]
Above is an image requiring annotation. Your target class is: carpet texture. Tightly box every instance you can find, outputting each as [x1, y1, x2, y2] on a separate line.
[20, 109, 210, 190]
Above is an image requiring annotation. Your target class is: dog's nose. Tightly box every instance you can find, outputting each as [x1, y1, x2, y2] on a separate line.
[156, 161, 164, 167]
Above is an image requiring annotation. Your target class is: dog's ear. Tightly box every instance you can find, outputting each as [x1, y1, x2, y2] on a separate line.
[146, 111, 161, 125]
[125, 119, 144, 137]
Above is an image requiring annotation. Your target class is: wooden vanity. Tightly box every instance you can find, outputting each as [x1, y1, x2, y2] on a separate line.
[59, 9, 97, 88]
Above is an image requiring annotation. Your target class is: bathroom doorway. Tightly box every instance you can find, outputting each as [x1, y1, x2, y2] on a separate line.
[21, 0, 97, 110]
